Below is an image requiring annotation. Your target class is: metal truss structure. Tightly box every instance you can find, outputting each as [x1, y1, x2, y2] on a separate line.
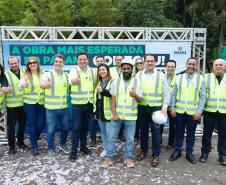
[0, 26, 207, 144]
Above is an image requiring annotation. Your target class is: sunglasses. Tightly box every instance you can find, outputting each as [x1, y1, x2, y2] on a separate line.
[28, 61, 38, 65]
[136, 62, 143, 65]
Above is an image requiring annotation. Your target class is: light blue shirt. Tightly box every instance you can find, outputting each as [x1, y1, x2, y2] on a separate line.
[170, 72, 206, 114]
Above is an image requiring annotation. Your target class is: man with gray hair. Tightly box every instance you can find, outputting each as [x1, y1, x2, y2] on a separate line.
[199, 59, 226, 166]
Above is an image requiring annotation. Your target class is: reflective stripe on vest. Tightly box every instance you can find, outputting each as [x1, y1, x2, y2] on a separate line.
[5, 71, 23, 107]
[93, 79, 113, 120]
[139, 71, 163, 106]
[175, 73, 202, 115]
[115, 77, 138, 120]
[204, 73, 226, 113]
[71, 66, 94, 104]
[23, 76, 44, 105]
[45, 71, 68, 109]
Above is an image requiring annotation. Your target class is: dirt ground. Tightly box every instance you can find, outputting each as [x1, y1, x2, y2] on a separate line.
[0, 133, 225, 185]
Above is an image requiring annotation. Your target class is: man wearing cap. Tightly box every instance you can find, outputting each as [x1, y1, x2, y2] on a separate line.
[169, 57, 206, 164]
[199, 59, 226, 166]
[136, 54, 170, 167]
[40, 54, 70, 156]
[101, 58, 142, 168]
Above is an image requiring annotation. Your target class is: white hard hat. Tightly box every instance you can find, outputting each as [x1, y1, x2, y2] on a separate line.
[152, 110, 167, 125]
[121, 57, 134, 67]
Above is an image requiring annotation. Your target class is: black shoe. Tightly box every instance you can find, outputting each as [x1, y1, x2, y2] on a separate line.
[18, 143, 29, 150]
[186, 153, 197, 164]
[69, 151, 77, 162]
[8, 147, 16, 155]
[219, 156, 226, 166]
[199, 153, 208, 163]
[169, 151, 181, 161]
[80, 147, 92, 155]
[32, 149, 39, 156]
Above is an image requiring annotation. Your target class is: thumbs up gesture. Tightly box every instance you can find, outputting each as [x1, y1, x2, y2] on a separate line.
[96, 85, 102, 93]
[129, 87, 136, 97]
[22, 78, 29, 88]
[71, 76, 81, 85]
[46, 79, 52, 89]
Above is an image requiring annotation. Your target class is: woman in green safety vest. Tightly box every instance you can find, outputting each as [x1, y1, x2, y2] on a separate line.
[18, 56, 45, 156]
[93, 64, 112, 158]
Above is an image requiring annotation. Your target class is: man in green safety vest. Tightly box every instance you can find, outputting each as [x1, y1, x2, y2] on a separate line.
[101, 58, 142, 168]
[2, 56, 28, 154]
[169, 57, 206, 164]
[199, 59, 226, 166]
[40, 54, 70, 156]
[69, 52, 95, 162]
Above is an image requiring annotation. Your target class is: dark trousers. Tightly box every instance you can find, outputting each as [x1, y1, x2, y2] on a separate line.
[7, 106, 26, 148]
[140, 105, 161, 156]
[174, 113, 198, 153]
[23, 103, 46, 150]
[135, 105, 142, 140]
[71, 103, 93, 150]
[89, 117, 98, 140]
[159, 111, 176, 145]
[201, 111, 226, 157]
[168, 111, 176, 145]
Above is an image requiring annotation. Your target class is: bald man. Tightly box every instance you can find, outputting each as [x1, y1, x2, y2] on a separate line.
[199, 59, 226, 166]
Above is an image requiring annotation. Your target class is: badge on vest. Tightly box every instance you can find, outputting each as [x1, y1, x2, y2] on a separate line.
[124, 98, 127, 103]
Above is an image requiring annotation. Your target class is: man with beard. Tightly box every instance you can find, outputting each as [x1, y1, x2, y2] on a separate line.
[169, 57, 206, 164]
[2, 56, 28, 154]
[199, 59, 226, 166]
[101, 59, 142, 168]
[136, 54, 170, 167]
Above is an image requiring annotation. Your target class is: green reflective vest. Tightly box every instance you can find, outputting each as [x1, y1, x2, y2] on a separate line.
[0, 83, 4, 109]
[114, 76, 139, 120]
[175, 73, 204, 115]
[93, 79, 113, 120]
[45, 70, 69, 109]
[23, 74, 44, 105]
[71, 66, 95, 105]
[204, 73, 226, 113]
[139, 70, 164, 107]
[5, 70, 24, 108]
[110, 66, 121, 80]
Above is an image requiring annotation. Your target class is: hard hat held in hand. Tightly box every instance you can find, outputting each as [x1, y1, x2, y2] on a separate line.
[152, 110, 167, 125]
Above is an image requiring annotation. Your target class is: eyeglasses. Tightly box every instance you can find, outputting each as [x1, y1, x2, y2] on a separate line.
[28, 61, 37, 65]
[136, 62, 143, 65]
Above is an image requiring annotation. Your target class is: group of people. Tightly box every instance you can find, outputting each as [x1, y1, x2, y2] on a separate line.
[0, 53, 225, 169]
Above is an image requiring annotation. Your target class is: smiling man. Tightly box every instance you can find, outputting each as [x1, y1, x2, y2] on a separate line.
[169, 57, 206, 164]
[199, 59, 226, 166]
[40, 54, 70, 157]
[69, 52, 95, 162]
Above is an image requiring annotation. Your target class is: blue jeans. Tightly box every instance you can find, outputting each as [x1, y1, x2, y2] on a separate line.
[106, 120, 136, 158]
[99, 121, 109, 150]
[46, 108, 69, 150]
[23, 103, 46, 150]
[89, 117, 98, 140]
[71, 103, 93, 150]
[140, 105, 161, 156]
[174, 113, 198, 153]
